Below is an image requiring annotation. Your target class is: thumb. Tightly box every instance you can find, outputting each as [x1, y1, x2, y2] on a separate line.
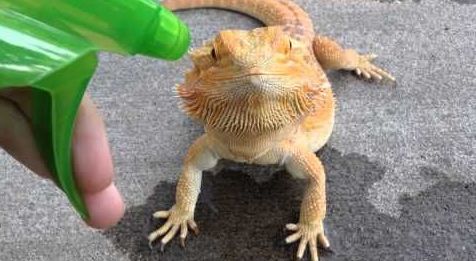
[0, 88, 125, 228]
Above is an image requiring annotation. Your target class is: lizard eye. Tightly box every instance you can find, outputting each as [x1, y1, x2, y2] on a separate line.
[210, 48, 218, 60]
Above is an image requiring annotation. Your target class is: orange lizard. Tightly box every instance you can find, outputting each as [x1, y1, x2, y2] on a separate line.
[149, 0, 394, 260]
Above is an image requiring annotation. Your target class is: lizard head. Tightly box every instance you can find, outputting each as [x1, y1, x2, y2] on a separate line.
[178, 26, 328, 135]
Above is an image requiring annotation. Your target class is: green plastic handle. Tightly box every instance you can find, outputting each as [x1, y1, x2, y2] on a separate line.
[0, 0, 190, 219]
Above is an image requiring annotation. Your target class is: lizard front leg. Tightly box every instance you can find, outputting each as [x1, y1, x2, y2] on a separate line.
[283, 144, 330, 261]
[313, 35, 395, 81]
[148, 135, 219, 249]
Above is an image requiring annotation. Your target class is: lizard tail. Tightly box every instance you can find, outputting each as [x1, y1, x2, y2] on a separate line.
[161, 0, 314, 35]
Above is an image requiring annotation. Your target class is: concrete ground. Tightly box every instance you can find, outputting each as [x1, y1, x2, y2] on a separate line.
[1, 0, 475, 260]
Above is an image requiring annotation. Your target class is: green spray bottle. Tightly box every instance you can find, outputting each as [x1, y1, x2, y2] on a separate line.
[0, 0, 190, 219]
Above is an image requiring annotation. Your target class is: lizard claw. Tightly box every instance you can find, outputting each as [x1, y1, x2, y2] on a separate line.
[285, 221, 329, 261]
[188, 219, 200, 235]
[148, 205, 197, 251]
[320, 246, 335, 254]
[355, 53, 395, 82]
[363, 53, 378, 61]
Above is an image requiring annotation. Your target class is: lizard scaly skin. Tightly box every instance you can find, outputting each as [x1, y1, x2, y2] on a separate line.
[149, 0, 395, 260]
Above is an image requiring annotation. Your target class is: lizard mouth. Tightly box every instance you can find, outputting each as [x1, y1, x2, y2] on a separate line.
[204, 72, 298, 94]
[211, 73, 284, 81]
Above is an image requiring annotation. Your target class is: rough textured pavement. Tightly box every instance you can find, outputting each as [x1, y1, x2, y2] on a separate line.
[1, 0, 475, 260]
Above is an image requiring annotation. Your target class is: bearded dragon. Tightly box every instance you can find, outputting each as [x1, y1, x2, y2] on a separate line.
[148, 0, 395, 260]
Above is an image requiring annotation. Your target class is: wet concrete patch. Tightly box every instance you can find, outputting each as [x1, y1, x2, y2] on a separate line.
[326, 165, 476, 260]
[104, 147, 476, 260]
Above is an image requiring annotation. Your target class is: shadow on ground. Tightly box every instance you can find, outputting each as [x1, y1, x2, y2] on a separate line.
[104, 147, 476, 261]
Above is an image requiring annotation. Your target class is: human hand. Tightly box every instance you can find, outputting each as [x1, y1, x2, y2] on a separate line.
[0, 88, 124, 229]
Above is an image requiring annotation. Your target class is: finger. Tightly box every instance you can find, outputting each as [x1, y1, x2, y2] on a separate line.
[362, 70, 371, 79]
[310, 238, 319, 261]
[0, 95, 50, 178]
[188, 220, 199, 235]
[149, 226, 165, 242]
[180, 222, 188, 247]
[149, 218, 173, 243]
[153, 211, 170, 219]
[318, 234, 330, 249]
[83, 183, 124, 229]
[364, 53, 378, 60]
[286, 223, 299, 231]
[368, 70, 383, 81]
[371, 66, 395, 81]
[0, 90, 124, 229]
[285, 231, 302, 244]
[161, 224, 180, 245]
[297, 238, 307, 259]
[72, 95, 124, 228]
[156, 219, 173, 237]
[73, 94, 114, 193]
[382, 70, 396, 81]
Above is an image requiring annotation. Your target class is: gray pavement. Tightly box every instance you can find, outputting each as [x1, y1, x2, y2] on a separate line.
[1, 0, 475, 260]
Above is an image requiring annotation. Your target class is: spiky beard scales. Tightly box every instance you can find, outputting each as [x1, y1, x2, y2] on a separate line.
[178, 83, 323, 137]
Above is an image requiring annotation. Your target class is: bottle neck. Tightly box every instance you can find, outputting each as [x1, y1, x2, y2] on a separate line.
[140, 7, 190, 60]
